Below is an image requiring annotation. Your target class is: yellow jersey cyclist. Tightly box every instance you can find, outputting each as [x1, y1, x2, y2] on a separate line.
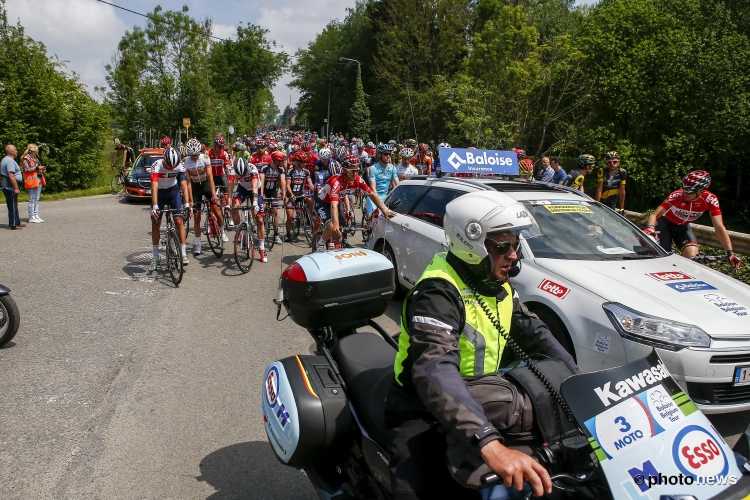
[149, 147, 190, 270]
[563, 154, 595, 192]
[595, 151, 627, 212]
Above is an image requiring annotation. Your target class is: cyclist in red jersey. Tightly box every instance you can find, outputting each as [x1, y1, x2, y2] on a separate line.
[314, 154, 395, 251]
[251, 139, 272, 171]
[644, 170, 741, 268]
[208, 135, 230, 238]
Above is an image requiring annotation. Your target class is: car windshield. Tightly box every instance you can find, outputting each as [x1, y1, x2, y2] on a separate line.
[522, 200, 665, 260]
[132, 156, 159, 174]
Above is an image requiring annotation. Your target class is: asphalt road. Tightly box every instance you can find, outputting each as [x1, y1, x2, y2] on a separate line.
[0, 194, 747, 499]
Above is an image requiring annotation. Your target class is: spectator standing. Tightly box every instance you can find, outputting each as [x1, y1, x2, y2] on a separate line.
[1, 145, 24, 229]
[21, 143, 45, 223]
[550, 157, 567, 185]
[536, 156, 554, 183]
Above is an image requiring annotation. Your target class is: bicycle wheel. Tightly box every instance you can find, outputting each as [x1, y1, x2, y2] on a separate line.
[234, 222, 255, 273]
[111, 174, 124, 194]
[303, 212, 313, 246]
[310, 228, 323, 254]
[265, 216, 277, 250]
[292, 212, 301, 239]
[166, 230, 183, 285]
[205, 211, 224, 258]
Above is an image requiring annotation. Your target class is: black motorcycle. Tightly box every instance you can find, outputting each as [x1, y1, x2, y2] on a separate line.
[0, 284, 20, 347]
[263, 249, 750, 500]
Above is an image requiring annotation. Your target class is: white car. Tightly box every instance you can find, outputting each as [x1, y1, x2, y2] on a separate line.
[368, 176, 750, 414]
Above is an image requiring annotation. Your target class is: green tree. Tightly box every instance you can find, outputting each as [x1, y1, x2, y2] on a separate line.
[348, 65, 371, 138]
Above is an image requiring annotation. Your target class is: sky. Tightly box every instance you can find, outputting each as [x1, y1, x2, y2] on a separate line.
[5, 0, 595, 114]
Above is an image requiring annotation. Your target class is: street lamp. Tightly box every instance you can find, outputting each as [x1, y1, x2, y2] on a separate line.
[339, 57, 361, 71]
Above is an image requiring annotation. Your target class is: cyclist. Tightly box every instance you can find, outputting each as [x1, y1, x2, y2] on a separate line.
[412, 143, 433, 176]
[160, 136, 171, 149]
[563, 154, 595, 192]
[595, 151, 627, 212]
[513, 148, 534, 179]
[231, 158, 266, 262]
[367, 144, 398, 216]
[644, 170, 742, 268]
[183, 138, 220, 257]
[251, 139, 272, 171]
[312, 148, 339, 235]
[113, 139, 135, 168]
[315, 154, 396, 251]
[260, 151, 287, 245]
[149, 147, 189, 270]
[208, 135, 230, 240]
[285, 152, 315, 242]
[397, 148, 418, 180]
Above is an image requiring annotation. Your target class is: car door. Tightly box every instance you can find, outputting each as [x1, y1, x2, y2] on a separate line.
[400, 187, 464, 286]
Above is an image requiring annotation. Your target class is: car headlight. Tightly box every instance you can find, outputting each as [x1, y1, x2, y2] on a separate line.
[602, 302, 711, 350]
[127, 177, 134, 182]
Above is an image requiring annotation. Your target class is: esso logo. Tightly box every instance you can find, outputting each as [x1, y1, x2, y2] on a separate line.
[648, 272, 694, 281]
[538, 279, 570, 299]
[672, 425, 728, 478]
[265, 366, 280, 408]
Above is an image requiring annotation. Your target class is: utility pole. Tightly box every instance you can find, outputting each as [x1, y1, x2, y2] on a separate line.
[327, 76, 331, 140]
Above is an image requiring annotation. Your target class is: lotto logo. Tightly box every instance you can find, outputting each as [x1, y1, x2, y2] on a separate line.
[647, 271, 694, 281]
[538, 279, 570, 299]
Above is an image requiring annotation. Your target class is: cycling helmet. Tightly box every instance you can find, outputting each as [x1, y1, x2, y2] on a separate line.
[388, 140, 397, 147]
[519, 158, 535, 175]
[443, 191, 541, 278]
[269, 141, 279, 151]
[239, 143, 247, 152]
[318, 148, 332, 159]
[235, 157, 248, 177]
[233, 141, 242, 151]
[295, 151, 309, 163]
[328, 160, 342, 175]
[342, 154, 360, 169]
[302, 142, 313, 152]
[271, 151, 286, 162]
[367, 141, 375, 148]
[163, 147, 181, 169]
[578, 154, 596, 168]
[405, 139, 418, 149]
[356, 139, 364, 147]
[438, 142, 451, 149]
[376, 143, 393, 155]
[256, 138, 267, 148]
[419, 143, 429, 154]
[604, 151, 620, 161]
[186, 138, 202, 156]
[512, 148, 526, 159]
[335, 146, 349, 158]
[400, 147, 415, 158]
[214, 135, 226, 147]
[682, 170, 711, 193]
[160, 136, 171, 148]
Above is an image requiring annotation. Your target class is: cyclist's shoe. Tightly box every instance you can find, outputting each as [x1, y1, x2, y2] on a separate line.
[149, 257, 161, 272]
[275, 235, 283, 244]
[284, 234, 292, 243]
[315, 237, 326, 253]
[182, 254, 189, 266]
[194, 246, 202, 256]
[341, 240, 353, 249]
[221, 232, 229, 242]
[227, 219, 235, 228]
[259, 250, 268, 263]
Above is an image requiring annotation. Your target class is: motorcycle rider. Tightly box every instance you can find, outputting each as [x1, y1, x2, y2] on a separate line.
[386, 191, 579, 499]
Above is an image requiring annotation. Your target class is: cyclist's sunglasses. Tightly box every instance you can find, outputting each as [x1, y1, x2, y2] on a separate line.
[486, 239, 521, 255]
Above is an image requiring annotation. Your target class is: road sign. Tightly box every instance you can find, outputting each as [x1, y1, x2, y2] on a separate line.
[183, 118, 191, 127]
[438, 148, 518, 175]
[228, 125, 235, 135]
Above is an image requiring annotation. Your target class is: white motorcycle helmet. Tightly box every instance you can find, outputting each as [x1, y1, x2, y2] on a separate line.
[443, 191, 541, 276]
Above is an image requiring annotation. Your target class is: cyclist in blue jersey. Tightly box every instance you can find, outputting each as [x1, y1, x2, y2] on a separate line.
[367, 144, 398, 215]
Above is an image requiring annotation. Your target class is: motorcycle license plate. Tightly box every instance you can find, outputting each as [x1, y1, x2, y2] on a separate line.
[145, 189, 151, 195]
[733, 365, 750, 386]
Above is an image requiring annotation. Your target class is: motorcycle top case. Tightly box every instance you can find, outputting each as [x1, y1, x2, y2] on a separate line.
[281, 249, 395, 329]
[262, 355, 351, 469]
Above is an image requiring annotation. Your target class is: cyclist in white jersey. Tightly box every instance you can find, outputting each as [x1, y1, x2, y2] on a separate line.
[149, 147, 189, 270]
[183, 138, 220, 256]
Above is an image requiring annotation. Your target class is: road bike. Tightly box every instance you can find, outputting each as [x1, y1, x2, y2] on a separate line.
[264, 197, 283, 250]
[110, 163, 129, 194]
[230, 199, 257, 273]
[150, 207, 183, 285]
[203, 199, 224, 258]
[215, 186, 232, 231]
[310, 210, 362, 253]
[691, 253, 739, 274]
[291, 194, 314, 245]
[182, 205, 191, 233]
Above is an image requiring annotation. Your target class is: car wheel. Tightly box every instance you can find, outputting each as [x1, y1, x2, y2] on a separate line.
[527, 305, 577, 362]
[376, 240, 404, 299]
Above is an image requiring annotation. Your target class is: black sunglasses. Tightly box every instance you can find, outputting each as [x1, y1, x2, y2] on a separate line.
[486, 239, 521, 255]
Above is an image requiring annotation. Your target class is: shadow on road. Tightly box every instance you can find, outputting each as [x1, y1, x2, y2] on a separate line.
[196, 441, 315, 499]
[707, 410, 750, 447]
